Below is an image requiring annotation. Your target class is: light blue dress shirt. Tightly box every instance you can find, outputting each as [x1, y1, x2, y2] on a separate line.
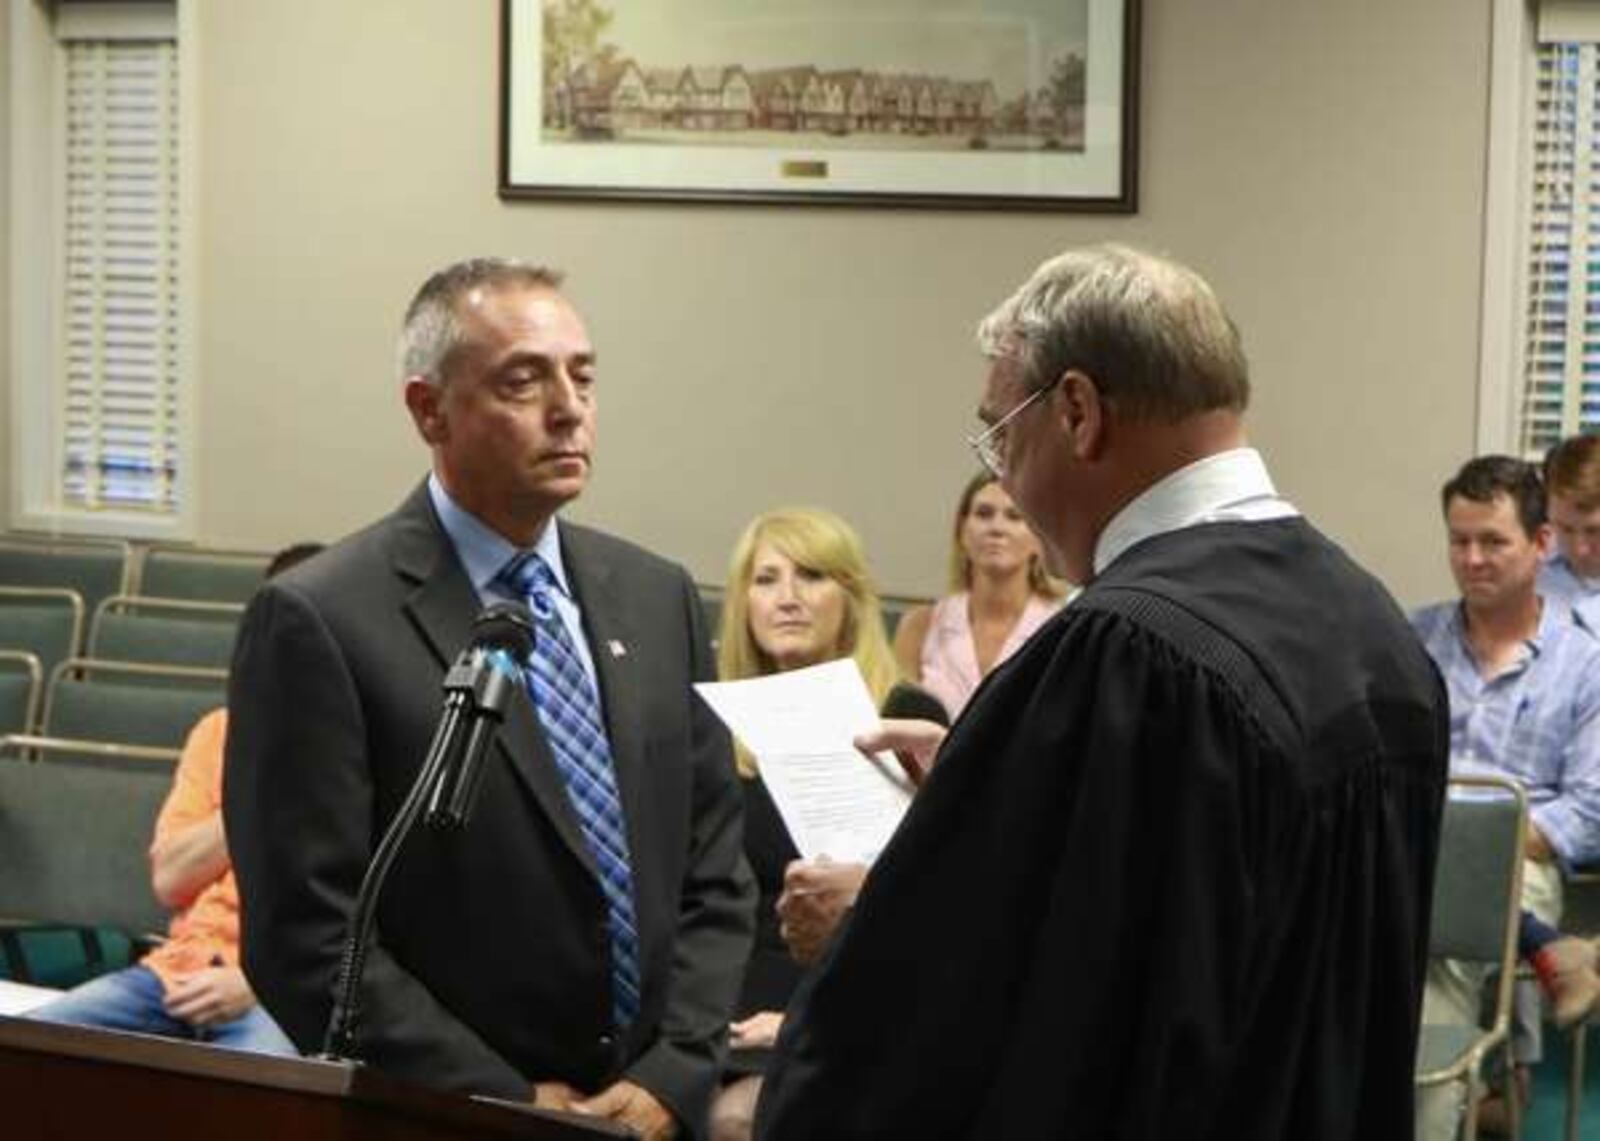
[427, 473, 602, 701]
[1541, 552, 1600, 634]
[1411, 597, 1600, 867]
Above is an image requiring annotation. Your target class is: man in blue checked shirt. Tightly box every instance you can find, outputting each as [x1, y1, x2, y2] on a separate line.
[1412, 454, 1600, 1139]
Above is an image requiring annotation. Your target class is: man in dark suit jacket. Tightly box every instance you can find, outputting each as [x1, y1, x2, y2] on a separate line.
[223, 258, 754, 1140]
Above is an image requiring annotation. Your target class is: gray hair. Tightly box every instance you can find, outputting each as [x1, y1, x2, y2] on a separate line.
[396, 257, 565, 385]
[976, 244, 1249, 422]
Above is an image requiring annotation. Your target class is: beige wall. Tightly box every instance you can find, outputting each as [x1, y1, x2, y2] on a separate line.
[182, 0, 1488, 605]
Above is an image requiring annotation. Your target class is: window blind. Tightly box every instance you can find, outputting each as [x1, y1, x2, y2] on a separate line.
[1520, 41, 1600, 454]
[58, 37, 180, 512]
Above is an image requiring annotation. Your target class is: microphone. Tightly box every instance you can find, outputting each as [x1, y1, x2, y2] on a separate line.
[424, 602, 535, 829]
[875, 684, 951, 790]
[322, 600, 532, 1060]
[879, 683, 951, 728]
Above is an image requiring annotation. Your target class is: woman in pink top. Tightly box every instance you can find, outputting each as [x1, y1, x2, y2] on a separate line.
[894, 474, 1066, 719]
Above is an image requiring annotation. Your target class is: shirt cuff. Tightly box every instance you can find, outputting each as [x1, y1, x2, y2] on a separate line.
[1531, 801, 1592, 871]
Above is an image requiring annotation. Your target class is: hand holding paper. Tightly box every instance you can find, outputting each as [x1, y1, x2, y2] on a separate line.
[777, 857, 870, 965]
[853, 718, 949, 786]
[695, 659, 914, 864]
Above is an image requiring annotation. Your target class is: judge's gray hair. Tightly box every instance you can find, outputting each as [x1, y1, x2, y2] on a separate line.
[976, 244, 1249, 422]
[396, 257, 565, 386]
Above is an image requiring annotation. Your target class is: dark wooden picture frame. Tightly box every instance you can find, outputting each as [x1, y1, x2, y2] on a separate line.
[500, 0, 1140, 212]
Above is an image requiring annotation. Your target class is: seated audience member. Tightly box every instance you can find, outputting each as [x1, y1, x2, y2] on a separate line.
[1543, 433, 1600, 631]
[893, 473, 1065, 720]
[1411, 457, 1600, 1136]
[708, 508, 945, 1141]
[25, 542, 324, 1053]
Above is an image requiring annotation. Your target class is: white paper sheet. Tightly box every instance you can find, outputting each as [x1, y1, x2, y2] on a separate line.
[695, 658, 913, 864]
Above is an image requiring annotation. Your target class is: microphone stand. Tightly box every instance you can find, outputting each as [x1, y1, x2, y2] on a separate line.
[320, 650, 519, 1061]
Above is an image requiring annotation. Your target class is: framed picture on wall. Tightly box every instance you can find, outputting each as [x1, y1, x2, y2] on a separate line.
[499, 0, 1140, 212]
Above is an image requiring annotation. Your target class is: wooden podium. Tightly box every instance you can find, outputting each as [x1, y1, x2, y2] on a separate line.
[0, 1016, 631, 1139]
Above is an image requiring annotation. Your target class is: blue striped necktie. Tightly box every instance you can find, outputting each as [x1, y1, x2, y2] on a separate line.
[501, 553, 640, 1027]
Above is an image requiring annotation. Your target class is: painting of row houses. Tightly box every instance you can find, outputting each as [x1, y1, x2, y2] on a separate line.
[518, 0, 1124, 207]
[547, 56, 1074, 148]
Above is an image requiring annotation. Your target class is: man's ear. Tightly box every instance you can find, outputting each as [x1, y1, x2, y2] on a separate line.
[403, 377, 446, 445]
[1056, 370, 1107, 461]
[1534, 521, 1556, 560]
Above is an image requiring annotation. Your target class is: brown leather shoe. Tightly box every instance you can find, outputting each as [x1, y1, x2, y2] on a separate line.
[1475, 1066, 1531, 1136]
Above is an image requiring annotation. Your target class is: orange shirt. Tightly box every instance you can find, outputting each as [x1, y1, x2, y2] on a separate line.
[142, 708, 241, 994]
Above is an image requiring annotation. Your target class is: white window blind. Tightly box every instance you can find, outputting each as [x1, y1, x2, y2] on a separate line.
[1520, 38, 1600, 454]
[57, 35, 180, 513]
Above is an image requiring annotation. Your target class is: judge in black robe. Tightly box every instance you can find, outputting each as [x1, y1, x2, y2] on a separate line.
[755, 246, 1448, 1141]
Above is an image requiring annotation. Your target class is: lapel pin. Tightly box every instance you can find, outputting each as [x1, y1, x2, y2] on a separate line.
[608, 639, 628, 658]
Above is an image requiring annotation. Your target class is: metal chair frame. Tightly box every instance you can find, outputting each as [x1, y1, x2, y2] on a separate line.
[92, 594, 245, 625]
[1415, 775, 1529, 1141]
[87, 594, 245, 663]
[40, 657, 227, 752]
[1559, 866, 1600, 1141]
[0, 535, 133, 607]
[0, 650, 43, 735]
[0, 585, 86, 665]
[43, 655, 228, 707]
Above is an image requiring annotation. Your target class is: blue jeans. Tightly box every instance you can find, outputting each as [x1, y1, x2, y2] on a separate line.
[24, 964, 298, 1055]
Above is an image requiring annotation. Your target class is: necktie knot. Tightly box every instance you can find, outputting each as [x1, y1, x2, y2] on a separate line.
[503, 553, 558, 621]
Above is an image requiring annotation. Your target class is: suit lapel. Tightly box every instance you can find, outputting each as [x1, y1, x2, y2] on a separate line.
[559, 524, 649, 858]
[391, 484, 597, 877]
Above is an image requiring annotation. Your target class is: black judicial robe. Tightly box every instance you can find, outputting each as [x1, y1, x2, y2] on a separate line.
[755, 518, 1448, 1141]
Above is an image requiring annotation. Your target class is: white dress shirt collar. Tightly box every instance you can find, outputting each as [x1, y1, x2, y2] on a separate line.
[1093, 447, 1299, 576]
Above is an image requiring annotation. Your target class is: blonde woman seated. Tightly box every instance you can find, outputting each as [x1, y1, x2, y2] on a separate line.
[894, 473, 1066, 720]
[710, 508, 945, 1141]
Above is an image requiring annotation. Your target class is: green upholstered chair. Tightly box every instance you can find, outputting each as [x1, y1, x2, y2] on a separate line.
[698, 585, 724, 650]
[88, 596, 243, 673]
[0, 651, 43, 736]
[0, 587, 85, 679]
[136, 546, 270, 604]
[42, 659, 226, 752]
[0, 537, 131, 621]
[1415, 776, 1529, 1141]
[0, 735, 179, 980]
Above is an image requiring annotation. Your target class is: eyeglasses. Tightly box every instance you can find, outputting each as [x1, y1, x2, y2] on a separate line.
[966, 378, 1059, 478]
